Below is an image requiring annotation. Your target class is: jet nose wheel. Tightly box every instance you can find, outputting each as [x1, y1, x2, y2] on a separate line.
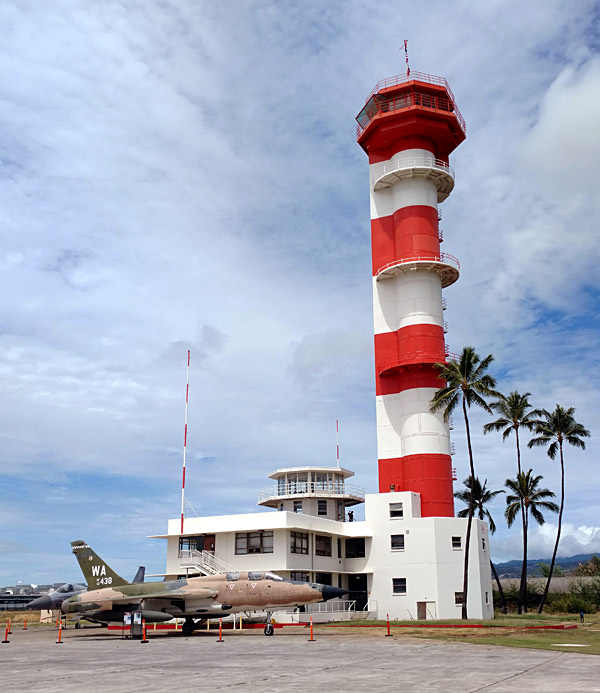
[264, 623, 274, 636]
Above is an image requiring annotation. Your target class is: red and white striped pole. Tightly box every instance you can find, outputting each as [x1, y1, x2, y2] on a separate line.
[180, 350, 191, 535]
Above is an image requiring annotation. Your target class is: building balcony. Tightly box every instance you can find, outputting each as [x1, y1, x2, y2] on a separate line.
[257, 481, 366, 505]
[375, 253, 460, 288]
[371, 156, 455, 202]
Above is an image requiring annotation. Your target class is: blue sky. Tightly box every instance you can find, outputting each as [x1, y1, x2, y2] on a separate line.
[1, 0, 599, 584]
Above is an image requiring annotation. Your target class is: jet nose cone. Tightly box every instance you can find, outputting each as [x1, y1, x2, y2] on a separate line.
[320, 585, 349, 602]
[28, 595, 52, 610]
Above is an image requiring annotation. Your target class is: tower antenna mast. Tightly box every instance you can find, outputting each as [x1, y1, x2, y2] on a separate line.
[336, 419, 340, 469]
[402, 40, 410, 77]
[180, 350, 191, 534]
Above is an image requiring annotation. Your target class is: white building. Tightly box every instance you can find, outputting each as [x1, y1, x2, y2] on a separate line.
[151, 464, 493, 621]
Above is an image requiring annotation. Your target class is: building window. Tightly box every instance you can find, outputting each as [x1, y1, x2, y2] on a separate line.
[391, 534, 405, 551]
[315, 535, 332, 556]
[482, 537, 486, 551]
[290, 571, 309, 582]
[290, 531, 309, 555]
[337, 537, 342, 558]
[389, 502, 403, 519]
[179, 536, 205, 552]
[293, 500, 303, 514]
[452, 536, 462, 549]
[345, 537, 365, 559]
[336, 501, 344, 521]
[485, 591, 489, 605]
[235, 531, 274, 555]
[318, 500, 327, 516]
[316, 572, 332, 586]
[455, 592, 464, 605]
[392, 578, 407, 595]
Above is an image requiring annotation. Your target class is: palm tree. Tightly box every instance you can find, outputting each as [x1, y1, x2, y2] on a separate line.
[484, 391, 541, 612]
[431, 346, 497, 619]
[528, 405, 590, 613]
[505, 470, 559, 612]
[455, 476, 506, 613]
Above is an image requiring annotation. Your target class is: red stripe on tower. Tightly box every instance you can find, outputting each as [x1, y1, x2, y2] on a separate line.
[356, 71, 466, 517]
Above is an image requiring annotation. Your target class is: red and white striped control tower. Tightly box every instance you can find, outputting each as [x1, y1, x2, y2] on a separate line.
[356, 71, 466, 518]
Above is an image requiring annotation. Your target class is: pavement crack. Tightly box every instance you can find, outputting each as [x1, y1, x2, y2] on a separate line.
[467, 651, 566, 693]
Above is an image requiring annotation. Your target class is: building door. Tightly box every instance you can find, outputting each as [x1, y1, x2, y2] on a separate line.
[417, 601, 436, 620]
[204, 535, 216, 552]
[348, 573, 368, 612]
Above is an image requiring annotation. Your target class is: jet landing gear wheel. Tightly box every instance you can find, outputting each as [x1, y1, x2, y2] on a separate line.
[75, 622, 81, 629]
[264, 623, 274, 636]
[182, 619, 196, 636]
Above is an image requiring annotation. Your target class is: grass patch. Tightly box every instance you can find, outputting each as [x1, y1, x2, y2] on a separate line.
[320, 612, 600, 655]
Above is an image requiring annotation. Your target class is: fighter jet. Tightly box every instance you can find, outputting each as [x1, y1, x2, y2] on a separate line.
[63, 540, 347, 635]
[27, 565, 146, 613]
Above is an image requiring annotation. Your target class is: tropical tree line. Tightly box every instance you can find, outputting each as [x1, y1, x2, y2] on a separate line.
[430, 346, 590, 618]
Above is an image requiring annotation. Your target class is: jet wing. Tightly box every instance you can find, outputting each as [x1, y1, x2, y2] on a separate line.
[102, 587, 218, 603]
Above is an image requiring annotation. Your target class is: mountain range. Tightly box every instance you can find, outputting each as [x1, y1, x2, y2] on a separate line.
[494, 553, 597, 578]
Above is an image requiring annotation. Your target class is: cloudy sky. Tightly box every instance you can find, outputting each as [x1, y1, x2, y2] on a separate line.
[1, 0, 599, 585]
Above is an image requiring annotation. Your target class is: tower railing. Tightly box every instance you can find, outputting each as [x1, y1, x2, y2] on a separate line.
[357, 85, 465, 137]
[364, 71, 452, 103]
[376, 252, 460, 277]
[257, 481, 365, 503]
[371, 156, 455, 188]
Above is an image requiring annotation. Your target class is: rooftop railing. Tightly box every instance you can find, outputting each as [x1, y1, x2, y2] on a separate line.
[257, 481, 365, 504]
[376, 252, 460, 278]
[357, 81, 466, 138]
[371, 156, 454, 188]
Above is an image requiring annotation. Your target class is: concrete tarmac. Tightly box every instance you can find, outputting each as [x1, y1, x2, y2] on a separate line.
[1, 626, 599, 692]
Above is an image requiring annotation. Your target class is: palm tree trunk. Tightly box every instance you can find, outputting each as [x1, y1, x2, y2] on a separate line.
[515, 429, 526, 614]
[521, 509, 528, 612]
[490, 560, 507, 614]
[461, 396, 476, 620]
[538, 443, 564, 613]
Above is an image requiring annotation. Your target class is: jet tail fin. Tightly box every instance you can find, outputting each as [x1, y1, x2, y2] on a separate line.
[70, 540, 130, 590]
[132, 566, 145, 584]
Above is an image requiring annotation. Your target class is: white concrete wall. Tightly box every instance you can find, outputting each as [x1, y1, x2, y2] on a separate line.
[373, 272, 444, 335]
[376, 390, 450, 459]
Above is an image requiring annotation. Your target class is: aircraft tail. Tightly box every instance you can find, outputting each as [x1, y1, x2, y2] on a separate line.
[70, 540, 130, 590]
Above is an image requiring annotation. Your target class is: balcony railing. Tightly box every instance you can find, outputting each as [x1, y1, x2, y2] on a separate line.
[257, 481, 365, 504]
[376, 252, 460, 278]
[371, 156, 455, 193]
[358, 72, 466, 136]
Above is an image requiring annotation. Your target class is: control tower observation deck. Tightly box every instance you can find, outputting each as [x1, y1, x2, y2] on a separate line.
[356, 71, 466, 518]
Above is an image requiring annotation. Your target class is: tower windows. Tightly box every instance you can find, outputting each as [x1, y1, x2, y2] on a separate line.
[389, 502, 404, 519]
[293, 501, 303, 514]
[392, 578, 407, 595]
[290, 531, 309, 555]
[454, 591, 464, 605]
[345, 538, 366, 558]
[318, 500, 328, 516]
[315, 535, 332, 557]
[391, 534, 405, 551]
[452, 536, 462, 550]
[235, 531, 274, 555]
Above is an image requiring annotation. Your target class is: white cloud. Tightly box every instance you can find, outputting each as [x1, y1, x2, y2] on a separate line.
[493, 523, 600, 563]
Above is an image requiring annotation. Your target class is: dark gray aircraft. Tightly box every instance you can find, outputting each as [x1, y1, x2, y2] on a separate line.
[28, 566, 146, 612]
[63, 540, 348, 635]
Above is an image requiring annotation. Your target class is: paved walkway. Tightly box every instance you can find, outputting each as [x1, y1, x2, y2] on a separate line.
[1, 627, 598, 692]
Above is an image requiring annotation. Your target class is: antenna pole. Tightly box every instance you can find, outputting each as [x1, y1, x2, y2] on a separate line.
[336, 419, 340, 468]
[180, 350, 191, 535]
[403, 40, 410, 77]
